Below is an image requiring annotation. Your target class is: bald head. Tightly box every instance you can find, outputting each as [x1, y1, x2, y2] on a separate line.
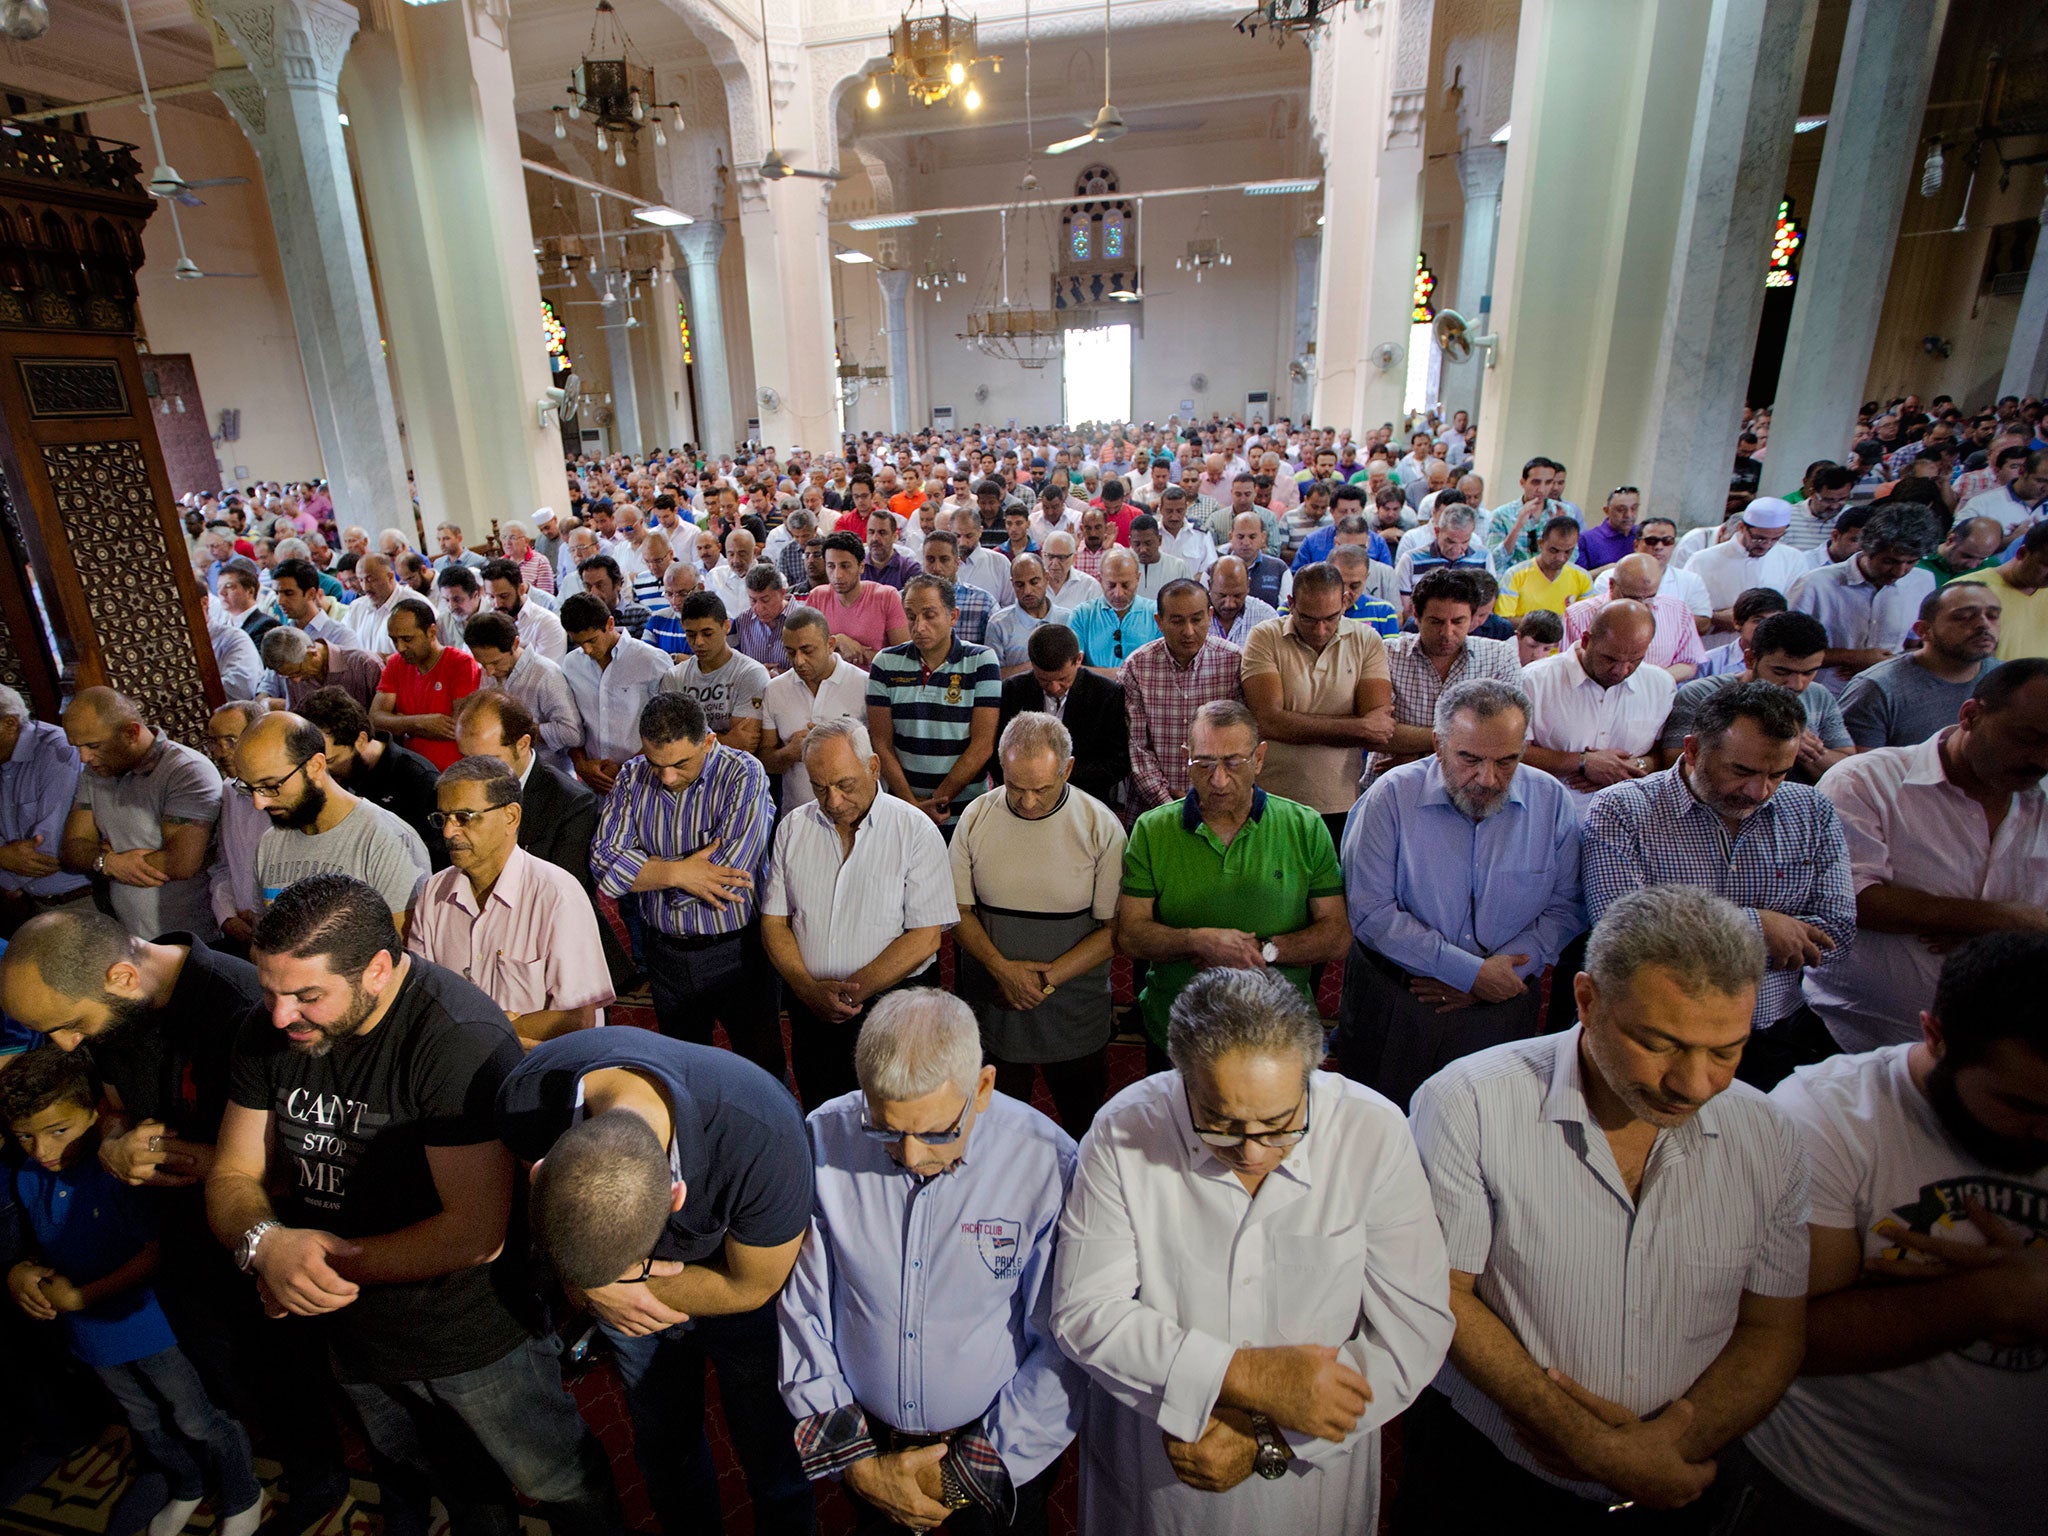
[1589, 597, 1656, 647]
[65, 686, 139, 733]
[1609, 553, 1664, 602]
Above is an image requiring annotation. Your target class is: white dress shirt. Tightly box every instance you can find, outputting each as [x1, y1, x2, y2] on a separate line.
[1051, 1070, 1453, 1535]
[707, 563, 752, 621]
[561, 632, 674, 765]
[761, 660, 870, 808]
[959, 545, 1014, 603]
[1804, 729, 2048, 1052]
[761, 791, 959, 980]
[514, 602, 569, 662]
[1686, 536, 1811, 615]
[1521, 645, 1678, 806]
[1411, 1029, 1810, 1500]
[1045, 569, 1103, 611]
[346, 589, 404, 655]
[1160, 520, 1217, 575]
[487, 648, 584, 775]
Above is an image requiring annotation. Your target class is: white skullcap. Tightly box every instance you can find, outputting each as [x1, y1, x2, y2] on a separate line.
[1742, 496, 1794, 529]
[533, 505, 559, 524]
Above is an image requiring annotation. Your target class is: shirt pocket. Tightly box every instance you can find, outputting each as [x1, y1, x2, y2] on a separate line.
[1679, 1247, 1754, 1347]
[1269, 1231, 1370, 1345]
[486, 952, 551, 1013]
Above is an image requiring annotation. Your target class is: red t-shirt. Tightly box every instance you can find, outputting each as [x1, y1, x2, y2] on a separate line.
[375, 647, 481, 769]
[802, 582, 906, 655]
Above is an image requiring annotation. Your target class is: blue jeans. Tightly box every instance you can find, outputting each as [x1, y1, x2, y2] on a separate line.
[602, 1302, 815, 1536]
[96, 1345, 261, 1516]
[342, 1334, 620, 1536]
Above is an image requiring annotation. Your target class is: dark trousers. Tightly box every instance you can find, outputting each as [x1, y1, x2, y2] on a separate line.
[1389, 1388, 1737, 1536]
[847, 1457, 1057, 1536]
[647, 924, 788, 1086]
[1548, 929, 1591, 1029]
[991, 1048, 1109, 1141]
[787, 973, 922, 1110]
[1708, 1445, 1877, 1535]
[156, 1214, 350, 1507]
[602, 1302, 815, 1536]
[1335, 941, 1545, 1110]
[342, 1334, 621, 1536]
[94, 1345, 261, 1515]
[1734, 1003, 1841, 1092]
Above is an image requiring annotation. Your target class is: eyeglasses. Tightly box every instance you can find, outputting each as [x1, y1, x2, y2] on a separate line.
[1638, 535, 1676, 548]
[232, 760, 308, 799]
[1608, 486, 1640, 498]
[1186, 753, 1256, 774]
[427, 807, 508, 830]
[1184, 1082, 1312, 1149]
[859, 1098, 971, 1146]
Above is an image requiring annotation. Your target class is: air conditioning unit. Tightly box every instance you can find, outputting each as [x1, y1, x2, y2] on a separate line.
[1245, 390, 1271, 422]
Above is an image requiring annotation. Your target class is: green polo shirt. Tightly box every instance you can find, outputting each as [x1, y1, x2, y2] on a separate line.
[1121, 787, 1343, 1047]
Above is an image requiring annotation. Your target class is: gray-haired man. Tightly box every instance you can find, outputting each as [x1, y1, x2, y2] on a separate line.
[778, 989, 1084, 1535]
[1401, 886, 1811, 1530]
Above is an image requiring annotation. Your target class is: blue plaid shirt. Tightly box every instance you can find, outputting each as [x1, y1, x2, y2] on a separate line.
[1581, 765, 1856, 1028]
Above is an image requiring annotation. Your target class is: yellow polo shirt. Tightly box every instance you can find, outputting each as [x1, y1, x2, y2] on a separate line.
[1954, 566, 2048, 661]
[1496, 557, 1593, 617]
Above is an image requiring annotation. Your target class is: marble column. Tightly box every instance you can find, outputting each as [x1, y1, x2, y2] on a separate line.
[1999, 189, 2048, 402]
[1309, 0, 1433, 435]
[1639, 0, 1816, 530]
[647, 255, 696, 448]
[209, 0, 408, 540]
[605, 303, 644, 456]
[1291, 234, 1319, 424]
[1438, 144, 1505, 426]
[1766, 0, 1945, 495]
[877, 267, 913, 434]
[340, 0, 559, 545]
[677, 220, 735, 453]
[1474, 0, 1714, 503]
[737, 174, 839, 452]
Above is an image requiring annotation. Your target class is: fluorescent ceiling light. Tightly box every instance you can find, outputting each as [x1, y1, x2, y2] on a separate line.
[833, 248, 876, 264]
[1490, 123, 1510, 144]
[632, 205, 693, 227]
[849, 214, 919, 231]
[1243, 178, 1320, 197]
[1796, 115, 1827, 134]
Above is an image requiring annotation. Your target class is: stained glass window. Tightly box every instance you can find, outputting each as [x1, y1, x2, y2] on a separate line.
[542, 299, 568, 372]
[678, 301, 693, 364]
[1766, 200, 1802, 289]
[1071, 223, 1092, 260]
[1411, 254, 1436, 323]
[1104, 218, 1125, 259]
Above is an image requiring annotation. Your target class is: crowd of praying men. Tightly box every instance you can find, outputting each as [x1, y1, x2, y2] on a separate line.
[0, 395, 2043, 1536]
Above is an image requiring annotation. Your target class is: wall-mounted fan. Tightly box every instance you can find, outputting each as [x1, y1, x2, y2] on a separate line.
[1188, 372, 1209, 393]
[1369, 341, 1406, 373]
[758, 386, 783, 413]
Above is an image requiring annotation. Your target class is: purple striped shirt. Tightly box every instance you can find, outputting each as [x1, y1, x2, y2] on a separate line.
[590, 743, 776, 938]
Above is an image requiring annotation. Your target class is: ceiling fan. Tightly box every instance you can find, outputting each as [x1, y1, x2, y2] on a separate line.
[118, 0, 248, 206]
[1048, 0, 1124, 155]
[753, 0, 841, 182]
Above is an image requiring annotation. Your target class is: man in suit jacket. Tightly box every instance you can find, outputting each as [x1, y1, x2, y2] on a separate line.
[996, 621, 1130, 807]
[455, 689, 637, 989]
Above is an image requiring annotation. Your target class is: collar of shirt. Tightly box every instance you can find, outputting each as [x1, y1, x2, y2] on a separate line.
[1566, 645, 1650, 696]
[445, 843, 535, 919]
[1539, 1025, 1720, 1147]
[1171, 1069, 1321, 1191]
[1416, 755, 1527, 815]
[913, 637, 969, 683]
[1180, 784, 1268, 832]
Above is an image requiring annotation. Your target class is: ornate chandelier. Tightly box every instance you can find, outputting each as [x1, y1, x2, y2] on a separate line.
[864, 0, 999, 110]
[918, 224, 967, 300]
[1234, 0, 1375, 45]
[552, 0, 684, 170]
[1175, 204, 1232, 282]
[962, 200, 1063, 370]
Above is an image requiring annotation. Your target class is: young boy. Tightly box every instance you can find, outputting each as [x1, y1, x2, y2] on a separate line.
[3, 1050, 262, 1536]
[1515, 608, 1563, 667]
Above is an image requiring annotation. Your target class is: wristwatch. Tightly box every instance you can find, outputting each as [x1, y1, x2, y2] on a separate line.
[235, 1220, 280, 1274]
[1261, 941, 1280, 965]
[1249, 1413, 1291, 1480]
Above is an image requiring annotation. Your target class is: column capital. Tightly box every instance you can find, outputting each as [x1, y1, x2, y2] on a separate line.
[1456, 143, 1507, 203]
[675, 218, 727, 268]
[209, 65, 269, 142]
[211, 0, 360, 93]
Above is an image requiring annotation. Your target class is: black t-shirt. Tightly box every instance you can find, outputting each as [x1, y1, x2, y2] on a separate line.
[228, 955, 529, 1383]
[1731, 454, 1763, 493]
[353, 737, 446, 870]
[91, 934, 263, 1143]
[495, 1030, 812, 1265]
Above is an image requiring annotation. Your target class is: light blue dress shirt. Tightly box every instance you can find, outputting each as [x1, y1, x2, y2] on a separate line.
[0, 718, 88, 899]
[777, 1089, 1084, 1486]
[1343, 756, 1585, 991]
